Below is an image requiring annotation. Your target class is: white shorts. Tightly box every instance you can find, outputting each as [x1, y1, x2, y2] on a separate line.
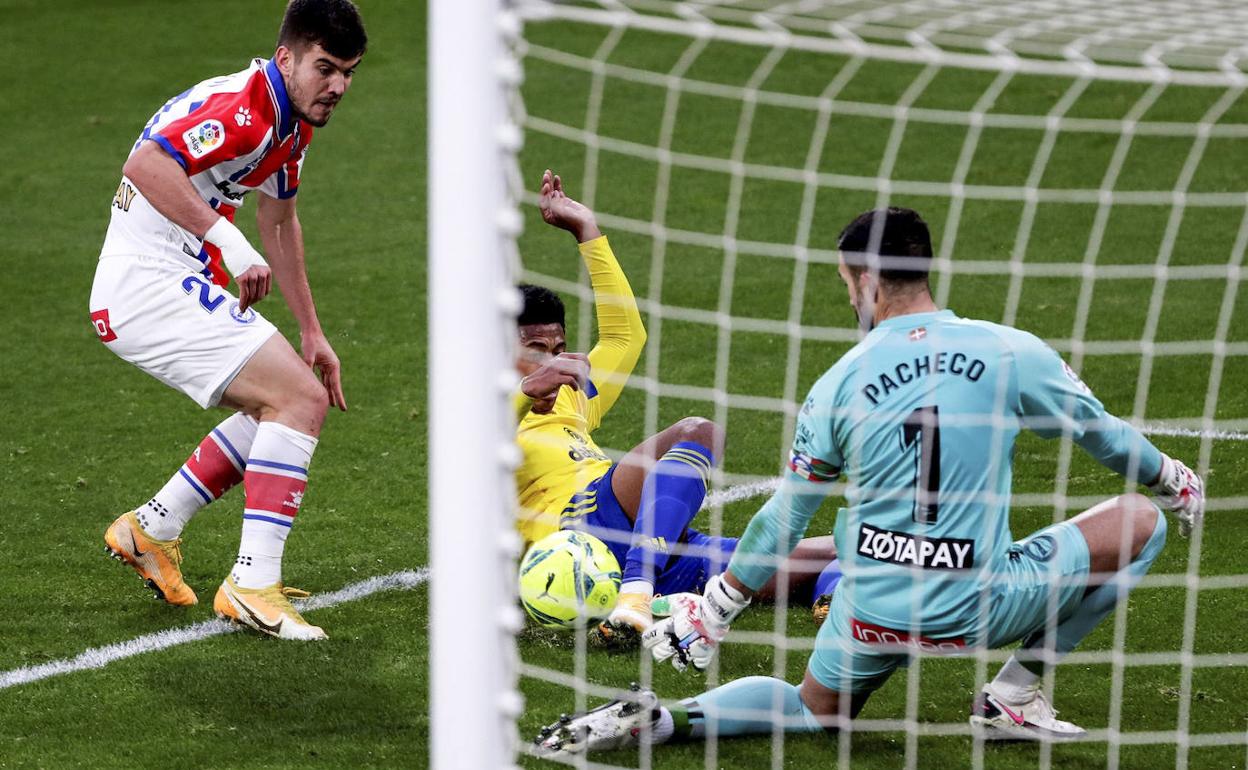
[89, 255, 277, 408]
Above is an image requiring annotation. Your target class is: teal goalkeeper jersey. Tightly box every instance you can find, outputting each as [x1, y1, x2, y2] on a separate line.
[730, 309, 1163, 638]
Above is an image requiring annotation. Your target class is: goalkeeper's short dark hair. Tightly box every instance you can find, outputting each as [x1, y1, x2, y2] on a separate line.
[279, 0, 368, 60]
[837, 207, 933, 285]
[518, 284, 565, 328]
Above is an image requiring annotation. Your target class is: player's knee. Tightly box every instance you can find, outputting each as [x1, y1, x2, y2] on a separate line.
[672, 416, 722, 451]
[279, 372, 329, 430]
[797, 681, 855, 734]
[303, 377, 331, 420]
[1119, 492, 1162, 559]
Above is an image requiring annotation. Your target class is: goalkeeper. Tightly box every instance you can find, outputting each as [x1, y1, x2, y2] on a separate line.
[535, 207, 1205, 755]
[515, 170, 838, 648]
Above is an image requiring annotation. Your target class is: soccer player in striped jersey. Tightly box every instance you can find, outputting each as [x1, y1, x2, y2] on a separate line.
[96, 0, 366, 640]
[516, 170, 838, 648]
[535, 207, 1205, 755]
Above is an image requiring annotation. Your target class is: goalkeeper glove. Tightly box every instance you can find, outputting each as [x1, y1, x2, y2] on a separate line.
[641, 573, 750, 672]
[1150, 453, 1205, 537]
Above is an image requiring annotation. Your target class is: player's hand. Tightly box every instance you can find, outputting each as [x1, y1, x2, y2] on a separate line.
[1150, 453, 1204, 537]
[235, 264, 272, 313]
[301, 331, 348, 412]
[538, 169, 603, 243]
[204, 217, 270, 309]
[521, 353, 589, 414]
[641, 574, 751, 672]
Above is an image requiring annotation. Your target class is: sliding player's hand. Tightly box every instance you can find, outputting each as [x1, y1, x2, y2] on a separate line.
[521, 353, 589, 414]
[1150, 453, 1204, 537]
[301, 330, 348, 412]
[538, 169, 603, 243]
[642, 574, 751, 672]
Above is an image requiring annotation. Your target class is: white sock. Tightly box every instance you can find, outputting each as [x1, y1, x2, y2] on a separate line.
[651, 707, 674, 744]
[991, 656, 1041, 704]
[232, 421, 317, 589]
[620, 580, 654, 599]
[137, 413, 257, 540]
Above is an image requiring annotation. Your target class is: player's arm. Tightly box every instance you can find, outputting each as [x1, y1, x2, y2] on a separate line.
[123, 142, 220, 236]
[515, 353, 590, 419]
[255, 193, 346, 411]
[644, 396, 842, 671]
[538, 170, 646, 429]
[579, 236, 646, 429]
[1015, 336, 1203, 534]
[125, 137, 270, 311]
[727, 464, 840, 594]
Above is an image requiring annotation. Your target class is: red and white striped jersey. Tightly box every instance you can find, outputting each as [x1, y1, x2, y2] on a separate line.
[101, 58, 313, 286]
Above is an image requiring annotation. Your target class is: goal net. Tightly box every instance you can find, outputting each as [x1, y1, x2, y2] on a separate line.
[441, 0, 1248, 767]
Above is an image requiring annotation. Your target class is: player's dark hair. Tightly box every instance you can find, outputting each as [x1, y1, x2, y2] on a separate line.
[837, 207, 933, 286]
[517, 284, 565, 329]
[278, 0, 368, 60]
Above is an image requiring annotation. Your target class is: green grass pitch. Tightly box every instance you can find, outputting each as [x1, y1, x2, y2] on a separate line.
[0, 1, 427, 766]
[513, 16, 1248, 770]
[0, 1, 1245, 768]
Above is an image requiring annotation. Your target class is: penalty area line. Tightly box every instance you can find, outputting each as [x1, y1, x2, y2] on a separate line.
[0, 568, 429, 692]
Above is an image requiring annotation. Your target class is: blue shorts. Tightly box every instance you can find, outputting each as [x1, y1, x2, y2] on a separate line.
[560, 464, 738, 596]
[808, 519, 1091, 694]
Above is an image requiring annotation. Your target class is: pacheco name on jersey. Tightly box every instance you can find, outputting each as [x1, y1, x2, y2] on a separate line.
[857, 524, 974, 570]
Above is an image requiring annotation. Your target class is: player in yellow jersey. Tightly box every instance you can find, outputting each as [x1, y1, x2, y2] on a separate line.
[515, 170, 838, 648]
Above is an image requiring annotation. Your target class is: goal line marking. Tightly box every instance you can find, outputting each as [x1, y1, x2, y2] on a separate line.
[0, 568, 429, 692]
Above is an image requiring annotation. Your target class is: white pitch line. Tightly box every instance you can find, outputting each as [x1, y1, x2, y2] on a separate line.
[705, 478, 782, 508]
[0, 568, 429, 691]
[1135, 424, 1248, 442]
[702, 423, 1246, 509]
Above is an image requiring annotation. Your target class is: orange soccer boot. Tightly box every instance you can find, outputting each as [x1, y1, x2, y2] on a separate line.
[104, 511, 197, 606]
[213, 576, 327, 641]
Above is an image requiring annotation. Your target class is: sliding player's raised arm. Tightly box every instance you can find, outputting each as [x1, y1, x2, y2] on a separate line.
[580, 236, 645, 429]
[537, 168, 646, 430]
[1012, 331, 1162, 485]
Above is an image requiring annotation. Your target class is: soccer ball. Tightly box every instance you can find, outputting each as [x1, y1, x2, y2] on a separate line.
[518, 530, 621, 629]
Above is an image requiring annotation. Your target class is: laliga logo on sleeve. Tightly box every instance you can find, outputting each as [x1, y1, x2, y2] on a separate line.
[182, 119, 225, 159]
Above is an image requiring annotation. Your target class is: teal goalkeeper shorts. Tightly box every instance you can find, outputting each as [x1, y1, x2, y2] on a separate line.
[808, 519, 1091, 694]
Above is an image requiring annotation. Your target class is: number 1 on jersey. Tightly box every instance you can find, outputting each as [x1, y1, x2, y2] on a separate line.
[900, 405, 941, 524]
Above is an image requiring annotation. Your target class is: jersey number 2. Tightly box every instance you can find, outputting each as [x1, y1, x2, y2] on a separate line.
[899, 405, 941, 524]
[181, 275, 225, 314]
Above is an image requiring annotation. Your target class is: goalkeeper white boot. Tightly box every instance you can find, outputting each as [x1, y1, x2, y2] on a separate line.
[533, 683, 660, 758]
[970, 684, 1087, 741]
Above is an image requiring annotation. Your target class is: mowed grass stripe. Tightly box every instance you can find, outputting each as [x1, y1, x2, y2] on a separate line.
[0, 569, 428, 691]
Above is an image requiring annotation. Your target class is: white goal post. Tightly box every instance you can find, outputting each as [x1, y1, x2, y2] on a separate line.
[428, 0, 524, 767]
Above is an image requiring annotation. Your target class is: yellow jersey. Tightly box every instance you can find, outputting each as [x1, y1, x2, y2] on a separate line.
[514, 236, 646, 545]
